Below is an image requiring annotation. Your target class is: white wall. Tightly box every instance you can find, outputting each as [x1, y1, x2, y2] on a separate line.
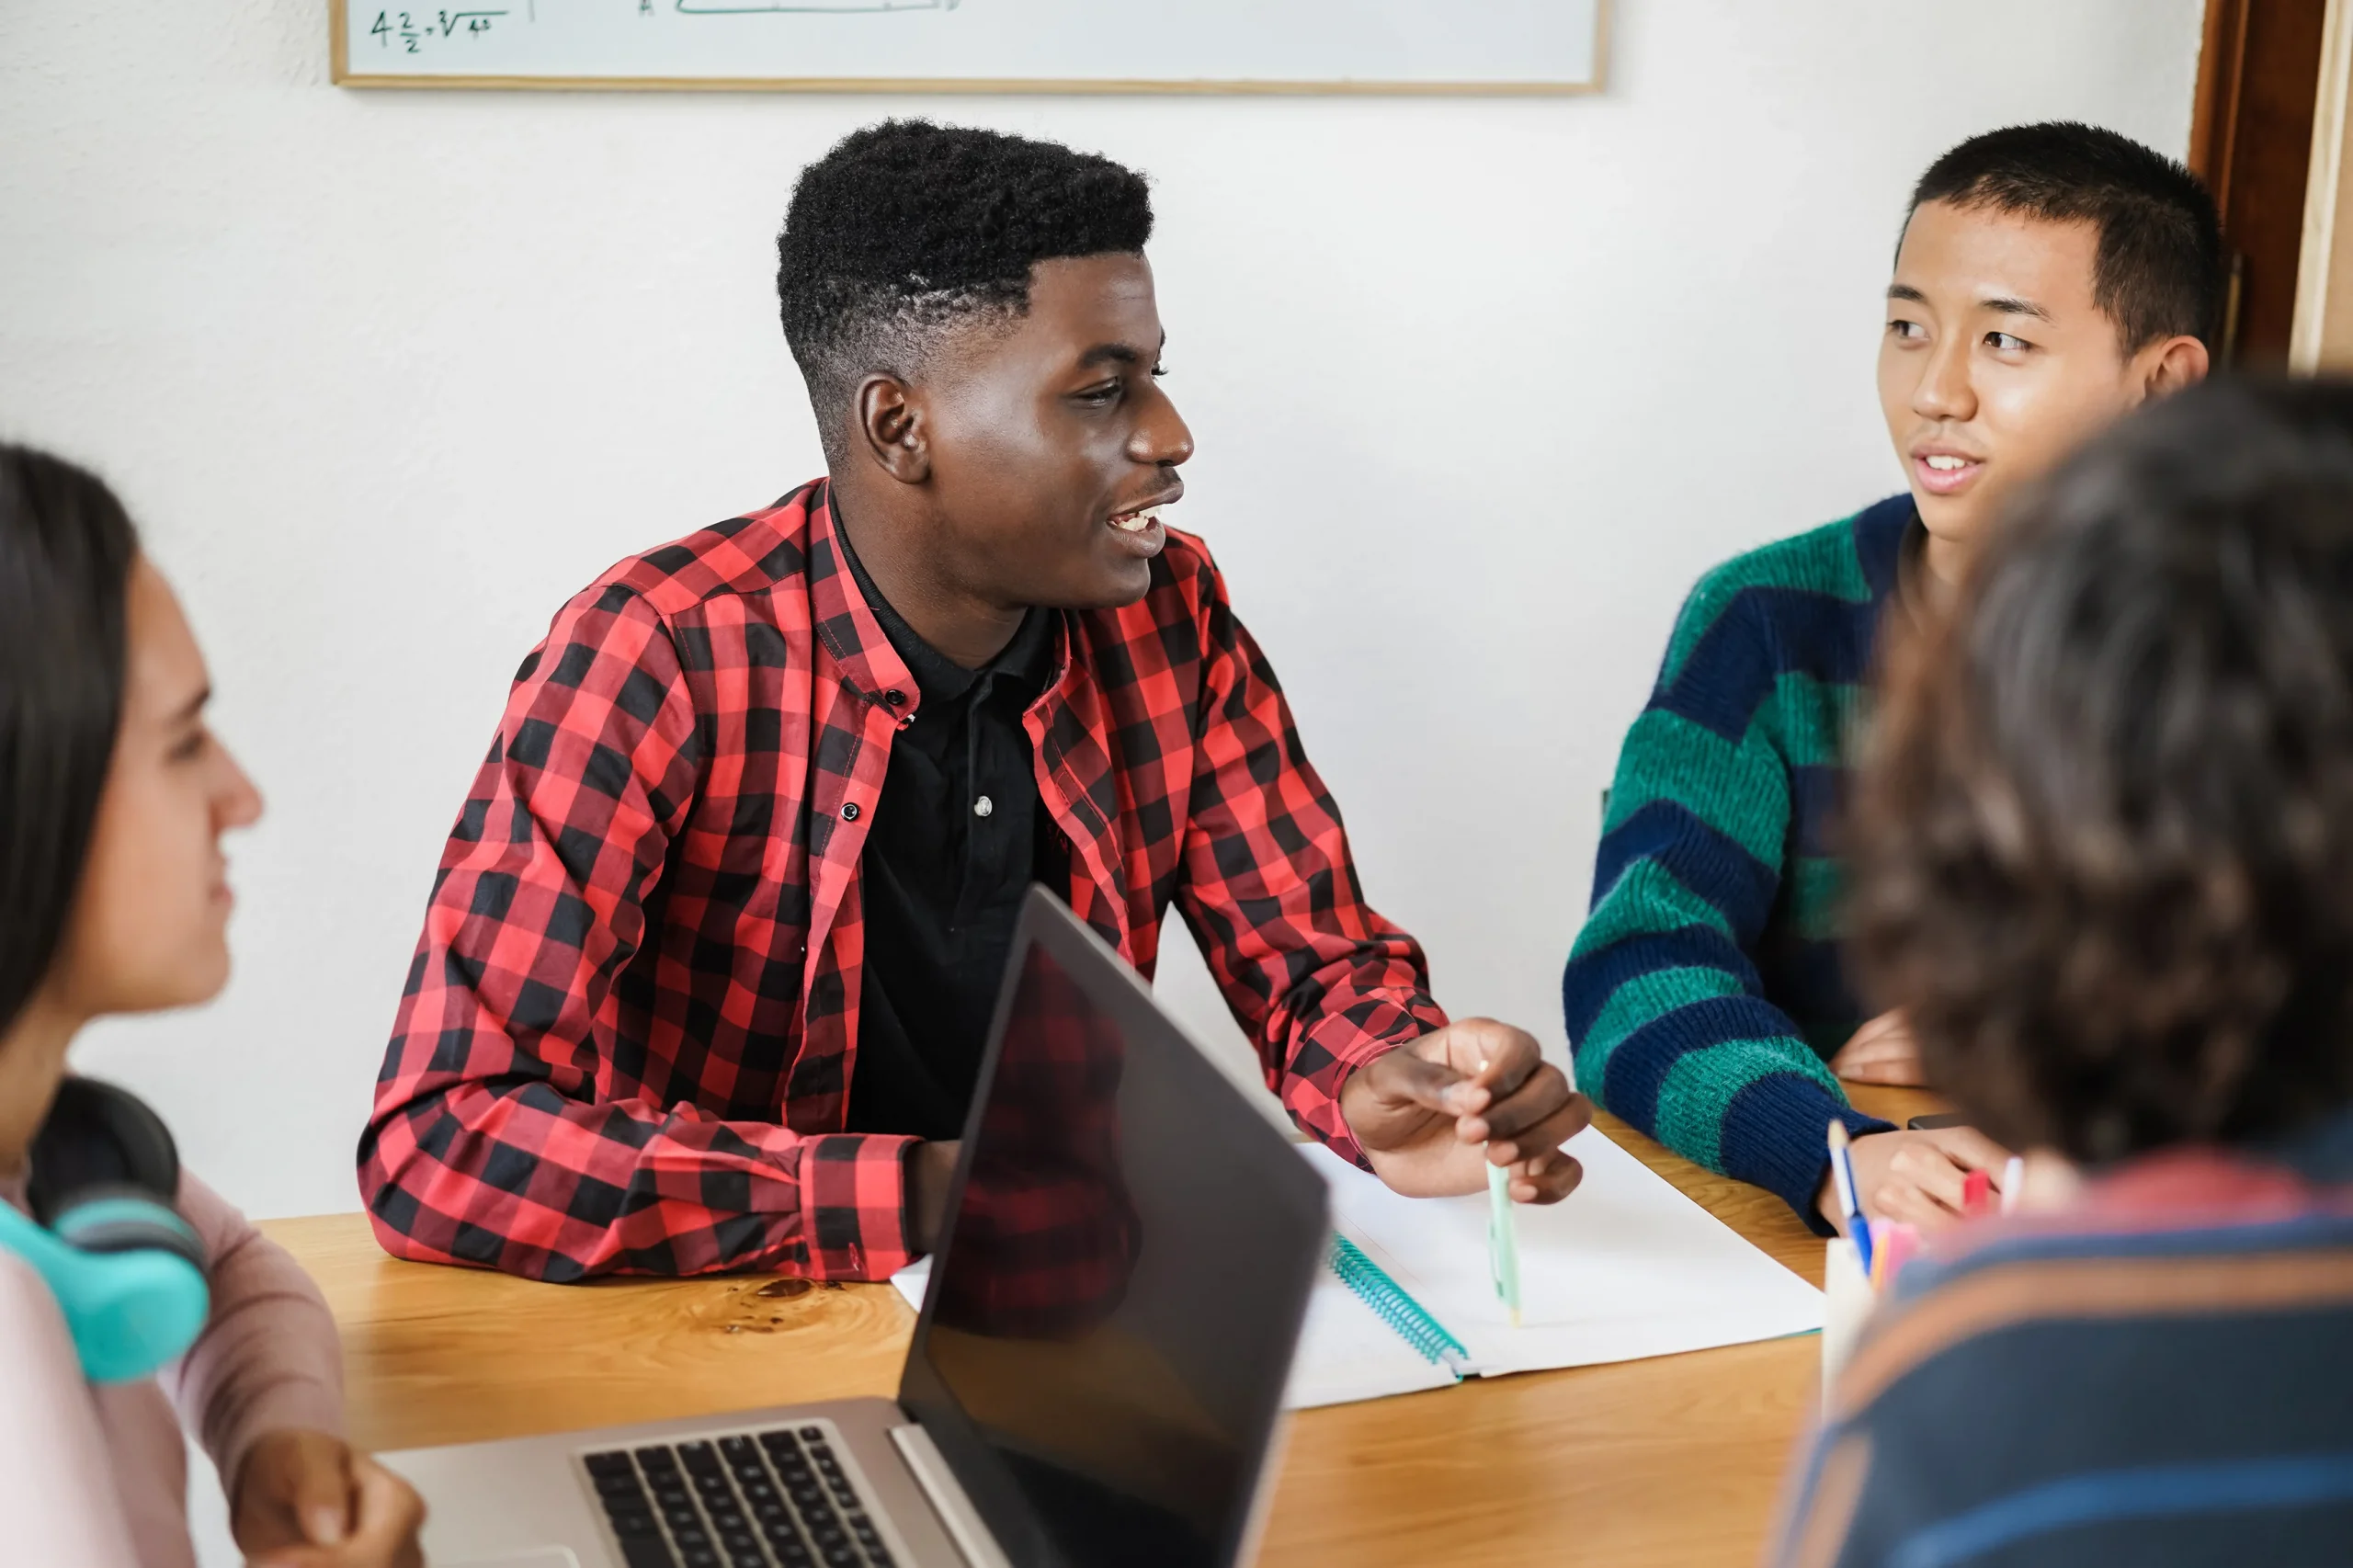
[0, 0, 2203, 1221]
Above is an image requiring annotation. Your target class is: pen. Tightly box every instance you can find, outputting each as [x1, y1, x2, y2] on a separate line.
[1869, 1219, 1921, 1289]
[2001, 1154, 2024, 1215]
[1486, 1159, 1522, 1329]
[1827, 1120, 1874, 1277]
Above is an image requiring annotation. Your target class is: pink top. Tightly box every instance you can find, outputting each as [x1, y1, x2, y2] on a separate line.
[0, 1170, 345, 1568]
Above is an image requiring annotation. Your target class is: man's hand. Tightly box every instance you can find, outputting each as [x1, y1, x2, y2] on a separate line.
[1340, 1018, 1589, 1203]
[1817, 1125, 2012, 1233]
[232, 1428, 426, 1568]
[1828, 1010, 1930, 1087]
[905, 1140, 962, 1256]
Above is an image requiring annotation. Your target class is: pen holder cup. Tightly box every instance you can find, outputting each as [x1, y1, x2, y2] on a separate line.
[1820, 1237, 1874, 1399]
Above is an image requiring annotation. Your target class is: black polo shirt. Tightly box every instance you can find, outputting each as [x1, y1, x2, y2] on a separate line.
[838, 526, 1068, 1142]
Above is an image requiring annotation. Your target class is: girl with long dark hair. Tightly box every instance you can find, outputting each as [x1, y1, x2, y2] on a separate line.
[0, 446, 424, 1567]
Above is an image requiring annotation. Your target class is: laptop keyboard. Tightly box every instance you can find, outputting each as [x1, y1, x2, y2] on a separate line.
[582, 1423, 898, 1568]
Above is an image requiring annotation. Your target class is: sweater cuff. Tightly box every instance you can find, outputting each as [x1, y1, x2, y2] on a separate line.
[216, 1375, 349, 1498]
[1720, 1074, 1894, 1235]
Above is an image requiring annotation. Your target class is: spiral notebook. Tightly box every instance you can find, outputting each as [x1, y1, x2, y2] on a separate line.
[892, 1124, 1824, 1410]
[1284, 1126, 1826, 1405]
[1280, 1233, 1462, 1405]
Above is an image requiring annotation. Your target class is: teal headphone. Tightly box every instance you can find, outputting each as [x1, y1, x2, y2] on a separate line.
[0, 1077, 210, 1383]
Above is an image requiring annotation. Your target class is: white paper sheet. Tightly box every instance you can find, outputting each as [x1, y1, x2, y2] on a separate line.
[887, 1252, 1458, 1409]
[1280, 1272, 1461, 1409]
[1304, 1126, 1824, 1378]
[887, 1127, 1821, 1412]
[888, 1256, 932, 1314]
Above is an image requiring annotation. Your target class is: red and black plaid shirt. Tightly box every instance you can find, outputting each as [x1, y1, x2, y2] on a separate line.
[358, 482, 1444, 1282]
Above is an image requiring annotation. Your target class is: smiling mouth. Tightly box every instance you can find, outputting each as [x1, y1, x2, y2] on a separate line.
[1913, 450, 1984, 495]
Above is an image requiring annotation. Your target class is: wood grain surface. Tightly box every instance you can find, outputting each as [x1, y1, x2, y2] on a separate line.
[264, 1084, 1941, 1566]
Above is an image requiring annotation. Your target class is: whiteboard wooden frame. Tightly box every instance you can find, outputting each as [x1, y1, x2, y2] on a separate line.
[328, 0, 1609, 96]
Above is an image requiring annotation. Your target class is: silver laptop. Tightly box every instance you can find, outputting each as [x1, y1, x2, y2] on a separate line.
[384, 887, 1331, 1568]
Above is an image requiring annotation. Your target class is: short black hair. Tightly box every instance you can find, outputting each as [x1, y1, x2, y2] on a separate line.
[1906, 121, 2224, 353]
[1850, 378, 2353, 1164]
[777, 120, 1154, 464]
[0, 446, 139, 1037]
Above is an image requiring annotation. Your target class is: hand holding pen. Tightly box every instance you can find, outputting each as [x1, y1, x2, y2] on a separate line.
[1820, 1119, 2014, 1233]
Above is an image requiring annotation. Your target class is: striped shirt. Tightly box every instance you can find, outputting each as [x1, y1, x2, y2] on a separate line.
[1562, 495, 1915, 1227]
[1774, 1113, 2353, 1568]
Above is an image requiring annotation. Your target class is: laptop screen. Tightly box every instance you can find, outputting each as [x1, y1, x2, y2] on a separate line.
[897, 892, 1328, 1568]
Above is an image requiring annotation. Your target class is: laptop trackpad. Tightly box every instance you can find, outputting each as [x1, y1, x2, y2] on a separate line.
[444, 1552, 582, 1568]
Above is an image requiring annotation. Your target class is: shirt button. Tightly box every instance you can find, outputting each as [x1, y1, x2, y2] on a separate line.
[841, 801, 860, 821]
[973, 795, 994, 819]
[883, 689, 906, 708]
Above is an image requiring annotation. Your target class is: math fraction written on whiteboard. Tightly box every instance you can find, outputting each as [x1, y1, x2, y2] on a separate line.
[366, 11, 505, 55]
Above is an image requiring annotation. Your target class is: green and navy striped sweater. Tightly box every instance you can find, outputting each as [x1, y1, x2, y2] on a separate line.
[1563, 494, 1915, 1229]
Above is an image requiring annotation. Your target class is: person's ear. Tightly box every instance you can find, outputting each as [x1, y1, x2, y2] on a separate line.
[853, 374, 932, 484]
[2135, 334, 2211, 403]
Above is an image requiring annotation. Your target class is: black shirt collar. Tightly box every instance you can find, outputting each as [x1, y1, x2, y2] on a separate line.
[835, 504, 1055, 707]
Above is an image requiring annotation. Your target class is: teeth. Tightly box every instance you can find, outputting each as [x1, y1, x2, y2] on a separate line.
[1109, 505, 1164, 533]
[1925, 455, 1970, 472]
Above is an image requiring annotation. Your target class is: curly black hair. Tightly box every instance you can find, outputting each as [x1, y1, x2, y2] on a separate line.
[777, 120, 1154, 463]
[1908, 121, 2224, 352]
[1848, 378, 2353, 1165]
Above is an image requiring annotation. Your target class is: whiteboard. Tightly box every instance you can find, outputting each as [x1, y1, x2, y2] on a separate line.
[329, 0, 1608, 94]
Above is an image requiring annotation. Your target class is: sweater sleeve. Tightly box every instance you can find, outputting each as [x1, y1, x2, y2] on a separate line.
[159, 1171, 346, 1490]
[1561, 574, 1890, 1230]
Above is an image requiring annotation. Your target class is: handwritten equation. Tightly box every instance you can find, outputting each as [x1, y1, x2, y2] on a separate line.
[366, 10, 507, 54]
[366, 0, 955, 52]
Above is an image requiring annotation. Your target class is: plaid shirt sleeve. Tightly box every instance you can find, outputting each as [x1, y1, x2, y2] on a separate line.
[358, 583, 914, 1283]
[1173, 557, 1449, 1168]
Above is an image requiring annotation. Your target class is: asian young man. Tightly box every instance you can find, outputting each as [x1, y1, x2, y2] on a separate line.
[1563, 123, 2219, 1237]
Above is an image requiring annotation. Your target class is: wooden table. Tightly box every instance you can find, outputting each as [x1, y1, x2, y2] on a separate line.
[265, 1085, 1938, 1568]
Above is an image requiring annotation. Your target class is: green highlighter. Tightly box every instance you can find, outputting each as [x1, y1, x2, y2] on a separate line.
[1486, 1160, 1523, 1328]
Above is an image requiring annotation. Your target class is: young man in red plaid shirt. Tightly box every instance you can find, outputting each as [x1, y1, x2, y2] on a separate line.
[358, 122, 1591, 1283]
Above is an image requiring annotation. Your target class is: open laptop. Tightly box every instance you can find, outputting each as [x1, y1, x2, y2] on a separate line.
[384, 886, 1332, 1568]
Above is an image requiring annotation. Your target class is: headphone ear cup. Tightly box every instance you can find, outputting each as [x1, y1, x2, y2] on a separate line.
[11, 1078, 210, 1382]
[0, 1201, 210, 1384]
[48, 1189, 208, 1272]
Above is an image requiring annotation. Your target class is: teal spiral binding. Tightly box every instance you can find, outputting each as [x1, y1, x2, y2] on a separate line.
[1328, 1233, 1469, 1366]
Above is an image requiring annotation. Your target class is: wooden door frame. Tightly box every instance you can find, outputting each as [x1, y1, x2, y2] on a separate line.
[2292, 0, 2353, 367]
[2193, 0, 2336, 365]
[2193, 0, 2252, 194]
